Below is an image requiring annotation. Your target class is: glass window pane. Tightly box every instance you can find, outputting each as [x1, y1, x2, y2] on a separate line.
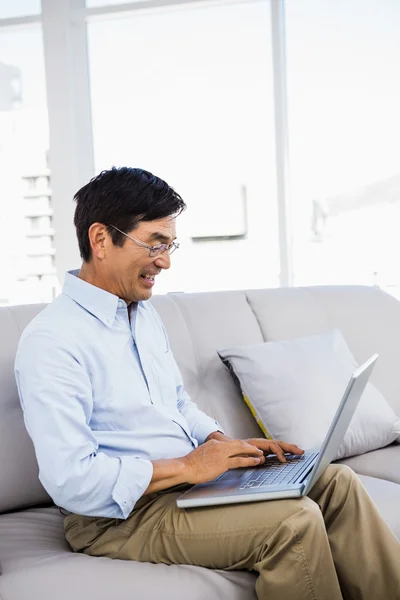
[86, 0, 150, 6]
[88, 0, 278, 293]
[286, 0, 400, 298]
[0, 0, 41, 19]
[0, 27, 57, 306]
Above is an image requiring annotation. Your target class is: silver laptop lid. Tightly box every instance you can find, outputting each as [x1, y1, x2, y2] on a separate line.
[302, 353, 378, 496]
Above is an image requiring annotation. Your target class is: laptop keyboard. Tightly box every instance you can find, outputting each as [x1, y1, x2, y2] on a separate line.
[239, 452, 317, 489]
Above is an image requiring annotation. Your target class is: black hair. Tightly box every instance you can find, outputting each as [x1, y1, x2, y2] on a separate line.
[73, 167, 186, 262]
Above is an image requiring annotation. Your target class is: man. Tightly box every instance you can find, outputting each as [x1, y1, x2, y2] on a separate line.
[15, 167, 400, 600]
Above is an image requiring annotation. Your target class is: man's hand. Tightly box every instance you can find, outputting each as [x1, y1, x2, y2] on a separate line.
[243, 438, 304, 463]
[205, 431, 304, 463]
[146, 433, 305, 495]
[182, 439, 265, 484]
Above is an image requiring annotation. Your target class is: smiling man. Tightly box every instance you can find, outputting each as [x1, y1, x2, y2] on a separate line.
[15, 167, 400, 600]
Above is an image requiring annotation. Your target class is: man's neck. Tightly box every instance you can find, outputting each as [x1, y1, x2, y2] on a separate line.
[77, 263, 133, 308]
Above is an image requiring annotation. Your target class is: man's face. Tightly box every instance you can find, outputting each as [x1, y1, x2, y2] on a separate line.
[104, 216, 177, 303]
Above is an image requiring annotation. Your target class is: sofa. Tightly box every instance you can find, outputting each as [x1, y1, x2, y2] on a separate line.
[0, 284, 399, 600]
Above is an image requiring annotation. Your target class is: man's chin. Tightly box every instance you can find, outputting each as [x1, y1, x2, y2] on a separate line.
[136, 286, 154, 301]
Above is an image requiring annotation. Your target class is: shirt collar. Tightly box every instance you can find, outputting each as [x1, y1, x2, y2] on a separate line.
[63, 270, 141, 327]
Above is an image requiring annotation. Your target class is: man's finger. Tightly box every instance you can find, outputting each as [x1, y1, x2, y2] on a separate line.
[276, 441, 305, 455]
[229, 440, 264, 456]
[247, 438, 305, 457]
[268, 442, 287, 463]
[229, 446, 264, 458]
[244, 438, 285, 455]
[230, 456, 263, 469]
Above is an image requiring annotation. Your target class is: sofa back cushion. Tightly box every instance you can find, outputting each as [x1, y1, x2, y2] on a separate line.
[0, 305, 52, 513]
[153, 286, 400, 431]
[243, 285, 400, 418]
[1, 284, 400, 513]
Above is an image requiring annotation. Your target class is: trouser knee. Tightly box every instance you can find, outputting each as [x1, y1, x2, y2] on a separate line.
[318, 463, 357, 489]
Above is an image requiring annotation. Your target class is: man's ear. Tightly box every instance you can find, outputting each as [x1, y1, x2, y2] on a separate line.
[88, 222, 108, 260]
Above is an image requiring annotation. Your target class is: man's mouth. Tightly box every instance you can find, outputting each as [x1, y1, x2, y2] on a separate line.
[140, 272, 158, 285]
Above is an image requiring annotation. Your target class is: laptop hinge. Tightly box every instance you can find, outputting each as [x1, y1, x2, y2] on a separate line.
[292, 452, 318, 484]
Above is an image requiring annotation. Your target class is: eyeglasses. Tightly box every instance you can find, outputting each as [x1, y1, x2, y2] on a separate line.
[107, 224, 180, 258]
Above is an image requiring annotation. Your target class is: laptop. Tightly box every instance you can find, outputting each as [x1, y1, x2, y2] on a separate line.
[177, 353, 378, 508]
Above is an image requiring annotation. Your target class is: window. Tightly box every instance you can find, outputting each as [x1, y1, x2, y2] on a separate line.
[0, 0, 41, 19]
[24, 177, 37, 191]
[25, 235, 53, 254]
[24, 197, 51, 215]
[35, 174, 50, 190]
[88, 0, 278, 293]
[3, 1, 396, 306]
[27, 216, 41, 230]
[86, 0, 150, 6]
[0, 25, 56, 306]
[25, 255, 54, 275]
[286, 0, 400, 298]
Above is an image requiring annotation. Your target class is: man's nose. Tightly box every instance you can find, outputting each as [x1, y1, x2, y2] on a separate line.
[154, 250, 171, 270]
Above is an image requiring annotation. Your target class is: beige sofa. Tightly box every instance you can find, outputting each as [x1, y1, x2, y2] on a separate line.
[0, 284, 399, 599]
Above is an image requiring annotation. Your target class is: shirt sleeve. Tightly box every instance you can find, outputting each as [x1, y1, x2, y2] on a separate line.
[15, 330, 153, 519]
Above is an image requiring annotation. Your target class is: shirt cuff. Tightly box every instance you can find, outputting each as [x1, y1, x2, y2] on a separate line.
[192, 418, 225, 445]
[112, 455, 153, 519]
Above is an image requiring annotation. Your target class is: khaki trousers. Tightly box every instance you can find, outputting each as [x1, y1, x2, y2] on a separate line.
[64, 465, 400, 599]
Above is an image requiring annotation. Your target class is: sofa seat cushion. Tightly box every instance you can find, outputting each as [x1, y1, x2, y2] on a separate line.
[357, 474, 400, 540]
[337, 443, 400, 484]
[0, 489, 398, 599]
[0, 507, 256, 600]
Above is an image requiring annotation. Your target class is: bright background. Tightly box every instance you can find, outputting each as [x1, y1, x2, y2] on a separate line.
[0, 0, 399, 304]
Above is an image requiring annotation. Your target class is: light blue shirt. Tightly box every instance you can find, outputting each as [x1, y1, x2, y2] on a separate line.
[15, 271, 222, 519]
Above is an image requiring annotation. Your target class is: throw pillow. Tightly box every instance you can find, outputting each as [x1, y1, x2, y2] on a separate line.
[218, 329, 400, 459]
